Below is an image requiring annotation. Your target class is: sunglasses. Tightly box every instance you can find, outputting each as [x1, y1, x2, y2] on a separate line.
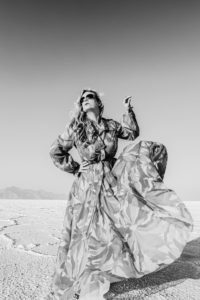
[80, 93, 96, 104]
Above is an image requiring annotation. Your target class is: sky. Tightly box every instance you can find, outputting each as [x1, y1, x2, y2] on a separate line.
[0, 0, 200, 201]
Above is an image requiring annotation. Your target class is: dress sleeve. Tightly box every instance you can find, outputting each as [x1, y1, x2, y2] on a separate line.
[115, 106, 140, 140]
[49, 124, 80, 175]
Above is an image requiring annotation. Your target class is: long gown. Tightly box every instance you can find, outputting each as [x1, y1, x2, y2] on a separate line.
[49, 108, 193, 300]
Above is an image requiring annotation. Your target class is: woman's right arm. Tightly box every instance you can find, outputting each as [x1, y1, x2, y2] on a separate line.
[49, 124, 80, 175]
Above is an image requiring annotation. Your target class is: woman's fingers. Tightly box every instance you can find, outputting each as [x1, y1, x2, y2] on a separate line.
[82, 161, 90, 166]
[81, 165, 89, 170]
[79, 161, 90, 173]
[123, 96, 133, 109]
[123, 96, 132, 104]
[81, 162, 90, 168]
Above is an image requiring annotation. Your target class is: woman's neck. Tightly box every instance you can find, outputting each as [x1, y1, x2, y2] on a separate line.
[86, 111, 100, 124]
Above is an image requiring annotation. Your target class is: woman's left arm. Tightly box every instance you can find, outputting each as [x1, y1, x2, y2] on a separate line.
[115, 97, 140, 140]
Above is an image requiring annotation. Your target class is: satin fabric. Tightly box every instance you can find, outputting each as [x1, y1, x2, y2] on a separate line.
[49, 110, 193, 300]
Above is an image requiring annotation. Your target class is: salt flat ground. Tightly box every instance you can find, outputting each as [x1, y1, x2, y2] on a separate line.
[0, 199, 200, 300]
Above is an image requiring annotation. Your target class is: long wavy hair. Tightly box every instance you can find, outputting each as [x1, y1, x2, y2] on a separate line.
[69, 89, 104, 143]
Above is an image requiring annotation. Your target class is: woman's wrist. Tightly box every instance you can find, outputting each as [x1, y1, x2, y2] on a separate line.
[127, 105, 135, 115]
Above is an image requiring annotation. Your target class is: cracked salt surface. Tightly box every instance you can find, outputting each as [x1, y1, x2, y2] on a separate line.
[0, 199, 66, 257]
[0, 199, 67, 300]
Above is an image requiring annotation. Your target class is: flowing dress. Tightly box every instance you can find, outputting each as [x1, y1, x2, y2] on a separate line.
[49, 108, 193, 300]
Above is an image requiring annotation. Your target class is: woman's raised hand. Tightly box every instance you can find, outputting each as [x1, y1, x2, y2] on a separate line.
[123, 96, 132, 110]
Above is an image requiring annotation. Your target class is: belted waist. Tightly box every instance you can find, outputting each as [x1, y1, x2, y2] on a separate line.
[82, 156, 117, 167]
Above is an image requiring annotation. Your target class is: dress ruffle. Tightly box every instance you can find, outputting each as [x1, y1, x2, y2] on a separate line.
[49, 140, 193, 300]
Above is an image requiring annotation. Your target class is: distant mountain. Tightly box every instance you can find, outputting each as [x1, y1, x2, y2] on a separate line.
[0, 186, 67, 200]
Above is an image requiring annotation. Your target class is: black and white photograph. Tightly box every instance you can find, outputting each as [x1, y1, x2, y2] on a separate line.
[0, 1, 200, 299]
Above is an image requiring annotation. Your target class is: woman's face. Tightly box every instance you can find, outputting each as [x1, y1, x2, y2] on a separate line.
[80, 92, 99, 113]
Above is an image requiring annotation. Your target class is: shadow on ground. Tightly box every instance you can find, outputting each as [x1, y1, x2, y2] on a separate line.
[106, 237, 200, 299]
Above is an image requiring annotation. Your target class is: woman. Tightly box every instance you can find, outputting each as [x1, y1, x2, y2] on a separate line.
[48, 89, 193, 300]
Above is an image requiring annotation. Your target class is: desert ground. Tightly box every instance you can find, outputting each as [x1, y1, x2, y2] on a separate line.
[0, 199, 200, 300]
